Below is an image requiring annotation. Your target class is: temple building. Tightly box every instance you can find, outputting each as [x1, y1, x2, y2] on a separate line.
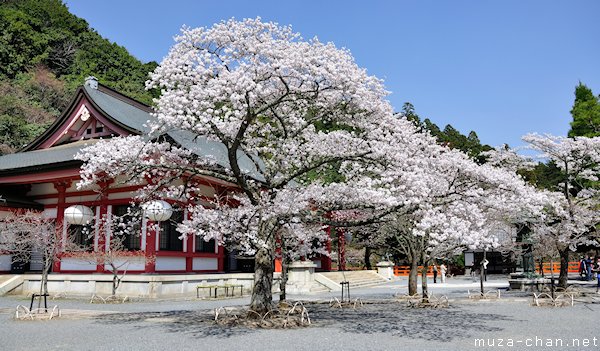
[0, 77, 237, 274]
[0, 77, 336, 276]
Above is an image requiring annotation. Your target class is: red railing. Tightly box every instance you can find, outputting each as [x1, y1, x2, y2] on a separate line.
[394, 266, 434, 276]
[535, 261, 580, 274]
[393, 261, 581, 276]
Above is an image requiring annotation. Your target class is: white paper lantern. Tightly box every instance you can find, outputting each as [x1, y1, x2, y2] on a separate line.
[64, 205, 94, 225]
[143, 200, 173, 222]
[344, 231, 353, 243]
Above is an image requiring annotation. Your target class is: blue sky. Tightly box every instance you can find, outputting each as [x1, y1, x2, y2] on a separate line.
[64, 0, 600, 148]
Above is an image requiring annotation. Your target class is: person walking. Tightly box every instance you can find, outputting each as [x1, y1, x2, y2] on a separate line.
[579, 256, 587, 281]
[432, 263, 438, 283]
[585, 255, 593, 281]
[440, 263, 447, 283]
[594, 257, 600, 294]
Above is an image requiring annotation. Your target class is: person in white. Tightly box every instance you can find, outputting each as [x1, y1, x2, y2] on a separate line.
[440, 263, 447, 283]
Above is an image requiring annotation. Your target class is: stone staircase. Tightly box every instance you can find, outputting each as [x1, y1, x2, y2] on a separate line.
[316, 270, 388, 291]
[0, 275, 23, 296]
[0, 275, 13, 285]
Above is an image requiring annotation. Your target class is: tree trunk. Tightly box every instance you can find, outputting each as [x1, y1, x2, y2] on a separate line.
[112, 266, 119, 297]
[558, 247, 569, 288]
[408, 255, 418, 296]
[249, 246, 275, 316]
[39, 270, 48, 309]
[279, 258, 289, 302]
[480, 261, 485, 296]
[37, 258, 52, 309]
[421, 264, 429, 303]
[364, 247, 372, 270]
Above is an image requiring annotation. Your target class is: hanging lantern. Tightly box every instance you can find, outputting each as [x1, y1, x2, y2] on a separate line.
[64, 205, 94, 225]
[143, 200, 173, 222]
[344, 231, 353, 243]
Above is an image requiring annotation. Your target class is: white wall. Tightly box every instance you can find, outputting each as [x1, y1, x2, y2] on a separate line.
[155, 257, 186, 271]
[192, 257, 218, 271]
[42, 208, 57, 219]
[17, 272, 270, 298]
[60, 258, 97, 271]
[104, 257, 145, 271]
[0, 254, 12, 271]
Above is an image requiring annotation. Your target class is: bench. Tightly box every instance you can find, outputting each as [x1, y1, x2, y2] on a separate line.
[196, 284, 244, 298]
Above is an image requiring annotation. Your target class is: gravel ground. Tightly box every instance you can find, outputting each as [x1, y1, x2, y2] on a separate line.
[1, 276, 598, 351]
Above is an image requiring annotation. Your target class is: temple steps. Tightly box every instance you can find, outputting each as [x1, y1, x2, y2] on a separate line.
[317, 270, 388, 290]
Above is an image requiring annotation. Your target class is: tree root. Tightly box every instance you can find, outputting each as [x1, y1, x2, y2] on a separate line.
[328, 297, 364, 309]
[532, 292, 574, 307]
[467, 289, 501, 300]
[14, 305, 61, 320]
[214, 301, 311, 328]
[406, 294, 449, 308]
[90, 294, 129, 304]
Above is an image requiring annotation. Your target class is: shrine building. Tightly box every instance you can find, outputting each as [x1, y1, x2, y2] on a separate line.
[0, 77, 265, 274]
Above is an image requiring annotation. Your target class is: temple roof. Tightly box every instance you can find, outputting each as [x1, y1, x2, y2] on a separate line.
[0, 78, 264, 181]
[0, 139, 98, 173]
[0, 194, 43, 210]
[83, 84, 152, 134]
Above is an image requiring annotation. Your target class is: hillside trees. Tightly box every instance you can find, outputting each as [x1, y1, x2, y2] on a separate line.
[568, 83, 600, 138]
[400, 102, 492, 162]
[0, 0, 158, 154]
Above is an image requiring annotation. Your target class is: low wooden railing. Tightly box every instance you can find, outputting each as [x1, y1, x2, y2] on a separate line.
[394, 266, 434, 276]
[394, 261, 581, 276]
[535, 262, 580, 274]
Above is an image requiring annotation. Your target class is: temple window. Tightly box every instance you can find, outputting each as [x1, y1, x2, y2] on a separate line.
[195, 238, 216, 253]
[159, 210, 184, 251]
[112, 205, 142, 250]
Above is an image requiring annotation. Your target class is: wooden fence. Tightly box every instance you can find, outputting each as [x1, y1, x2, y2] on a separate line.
[535, 262, 580, 274]
[394, 266, 434, 276]
[393, 261, 581, 276]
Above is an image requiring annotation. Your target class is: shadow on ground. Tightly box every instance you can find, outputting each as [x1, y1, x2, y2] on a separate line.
[94, 301, 513, 341]
[310, 302, 509, 341]
[95, 309, 253, 338]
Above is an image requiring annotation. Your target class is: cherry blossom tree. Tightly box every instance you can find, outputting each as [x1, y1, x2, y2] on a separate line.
[77, 18, 407, 314]
[71, 235, 152, 297]
[69, 207, 153, 298]
[374, 144, 546, 297]
[76, 18, 547, 314]
[512, 133, 600, 287]
[0, 210, 82, 305]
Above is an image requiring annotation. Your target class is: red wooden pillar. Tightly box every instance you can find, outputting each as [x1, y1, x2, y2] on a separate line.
[217, 246, 225, 272]
[185, 234, 194, 272]
[145, 221, 157, 273]
[322, 226, 333, 271]
[96, 181, 110, 273]
[52, 180, 71, 272]
[183, 179, 194, 273]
